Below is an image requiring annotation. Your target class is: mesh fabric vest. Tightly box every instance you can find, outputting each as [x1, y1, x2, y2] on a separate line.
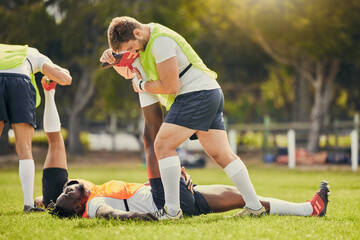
[139, 23, 217, 110]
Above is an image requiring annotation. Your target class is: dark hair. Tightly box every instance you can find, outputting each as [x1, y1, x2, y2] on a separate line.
[47, 201, 78, 219]
[107, 16, 142, 51]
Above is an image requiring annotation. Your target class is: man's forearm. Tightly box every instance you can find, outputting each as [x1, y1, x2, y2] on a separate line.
[143, 79, 180, 94]
[96, 205, 157, 221]
[100, 209, 135, 220]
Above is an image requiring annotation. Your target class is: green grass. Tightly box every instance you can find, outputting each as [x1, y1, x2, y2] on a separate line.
[0, 162, 359, 240]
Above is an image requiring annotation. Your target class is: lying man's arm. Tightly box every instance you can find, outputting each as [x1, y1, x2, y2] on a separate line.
[96, 204, 158, 221]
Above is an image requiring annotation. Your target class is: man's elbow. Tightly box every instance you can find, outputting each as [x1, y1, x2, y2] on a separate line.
[164, 85, 180, 94]
[64, 75, 72, 85]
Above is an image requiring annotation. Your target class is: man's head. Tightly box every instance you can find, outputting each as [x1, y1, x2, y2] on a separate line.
[107, 16, 148, 54]
[48, 182, 90, 218]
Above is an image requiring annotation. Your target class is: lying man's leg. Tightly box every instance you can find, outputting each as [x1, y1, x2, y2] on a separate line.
[195, 180, 330, 217]
[40, 78, 69, 208]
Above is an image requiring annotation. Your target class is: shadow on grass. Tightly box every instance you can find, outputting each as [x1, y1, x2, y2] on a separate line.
[0, 210, 26, 216]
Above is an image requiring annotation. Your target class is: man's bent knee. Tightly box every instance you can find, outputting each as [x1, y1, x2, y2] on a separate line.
[154, 138, 177, 159]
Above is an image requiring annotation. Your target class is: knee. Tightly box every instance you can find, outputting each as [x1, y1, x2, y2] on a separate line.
[142, 129, 153, 147]
[208, 151, 236, 164]
[154, 137, 176, 158]
[154, 138, 165, 156]
[15, 143, 32, 159]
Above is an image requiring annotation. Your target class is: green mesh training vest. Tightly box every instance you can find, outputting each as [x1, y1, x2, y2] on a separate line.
[0, 44, 41, 107]
[139, 23, 217, 110]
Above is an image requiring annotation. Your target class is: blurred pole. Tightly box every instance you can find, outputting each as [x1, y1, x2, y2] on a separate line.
[110, 113, 117, 152]
[334, 119, 339, 150]
[262, 116, 270, 160]
[228, 129, 237, 154]
[351, 129, 358, 172]
[287, 129, 296, 169]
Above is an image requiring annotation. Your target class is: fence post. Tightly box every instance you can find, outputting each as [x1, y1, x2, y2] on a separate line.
[351, 130, 358, 172]
[229, 129, 237, 154]
[262, 116, 271, 159]
[287, 129, 296, 169]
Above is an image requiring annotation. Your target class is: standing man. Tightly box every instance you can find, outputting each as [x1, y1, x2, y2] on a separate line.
[105, 17, 266, 219]
[0, 44, 72, 212]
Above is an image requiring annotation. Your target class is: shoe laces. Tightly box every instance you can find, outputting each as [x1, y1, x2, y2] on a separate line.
[153, 208, 166, 218]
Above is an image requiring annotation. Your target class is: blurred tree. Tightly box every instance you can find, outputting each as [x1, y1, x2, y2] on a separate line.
[237, 0, 360, 152]
[152, 0, 273, 123]
[337, 61, 360, 114]
[45, 0, 110, 154]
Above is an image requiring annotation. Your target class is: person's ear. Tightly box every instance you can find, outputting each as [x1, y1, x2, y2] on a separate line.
[133, 28, 142, 38]
[74, 203, 82, 215]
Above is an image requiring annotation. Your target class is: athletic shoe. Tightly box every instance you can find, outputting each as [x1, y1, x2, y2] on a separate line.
[114, 52, 139, 71]
[41, 78, 57, 91]
[102, 52, 139, 70]
[235, 206, 266, 217]
[24, 203, 45, 213]
[153, 206, 183, 220]
[307, 180, 330, 217]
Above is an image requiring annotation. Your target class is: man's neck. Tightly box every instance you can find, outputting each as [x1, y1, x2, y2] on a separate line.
[141, 24, 151, 41]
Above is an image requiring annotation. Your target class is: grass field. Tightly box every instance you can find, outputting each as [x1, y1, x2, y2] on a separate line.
[0, 159, 359, 240]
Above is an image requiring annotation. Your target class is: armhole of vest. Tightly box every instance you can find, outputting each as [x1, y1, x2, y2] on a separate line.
[26, 58, 34, 75]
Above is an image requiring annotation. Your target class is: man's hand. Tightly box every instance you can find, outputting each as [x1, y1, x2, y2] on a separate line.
[132, 68, 147, 93]
[100, 48, 116, 65]
[127, 212, 159, 221]
[181, 166, 194, 194]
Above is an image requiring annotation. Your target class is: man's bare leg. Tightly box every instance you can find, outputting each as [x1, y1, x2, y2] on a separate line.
[197, 129, 264, 215]
[12, 122, 36, 210]
[142, 102, 163, 179]
[39, 77, 68, 208]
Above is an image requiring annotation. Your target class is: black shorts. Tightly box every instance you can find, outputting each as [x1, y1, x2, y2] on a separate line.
[164, 89, 225, 140]
[42, 168, 68, 207]
[149, 177, 211, 216]
[0, 73, 36, 127]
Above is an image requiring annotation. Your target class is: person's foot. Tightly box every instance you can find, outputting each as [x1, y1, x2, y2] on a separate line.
[153, 206, 183, 220]
[235, 206, 266, 217]
[24, 203, 45, 213]
[307, 180, 330, 217]
[41, 77, 57, 91]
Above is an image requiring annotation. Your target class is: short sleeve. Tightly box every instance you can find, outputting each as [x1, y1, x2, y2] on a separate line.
[152, 37, 177, 64]
[87, 197, 106, 218]
[27, 47, 52, 73]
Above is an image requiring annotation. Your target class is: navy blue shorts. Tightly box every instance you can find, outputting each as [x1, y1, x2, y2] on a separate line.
[165, 89, 225, 139]
[0, 73, 36, 128]
[150, 177, 211, 216]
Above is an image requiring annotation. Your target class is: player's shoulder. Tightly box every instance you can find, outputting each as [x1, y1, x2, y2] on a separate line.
[152, 36, 177, 56]
[27, 47, 41, 55]
[154, 36, 176, 45]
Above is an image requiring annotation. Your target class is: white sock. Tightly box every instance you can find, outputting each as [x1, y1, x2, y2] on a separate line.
[258, 196, 313, 216]
[224, 158, 262, 210]
[158, 156, 181, 216]
[43, 89, 61, 133]
[19, 159, 35, 207]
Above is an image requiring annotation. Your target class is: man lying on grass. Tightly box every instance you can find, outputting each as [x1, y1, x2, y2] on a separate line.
[39, 79, 330, 220]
